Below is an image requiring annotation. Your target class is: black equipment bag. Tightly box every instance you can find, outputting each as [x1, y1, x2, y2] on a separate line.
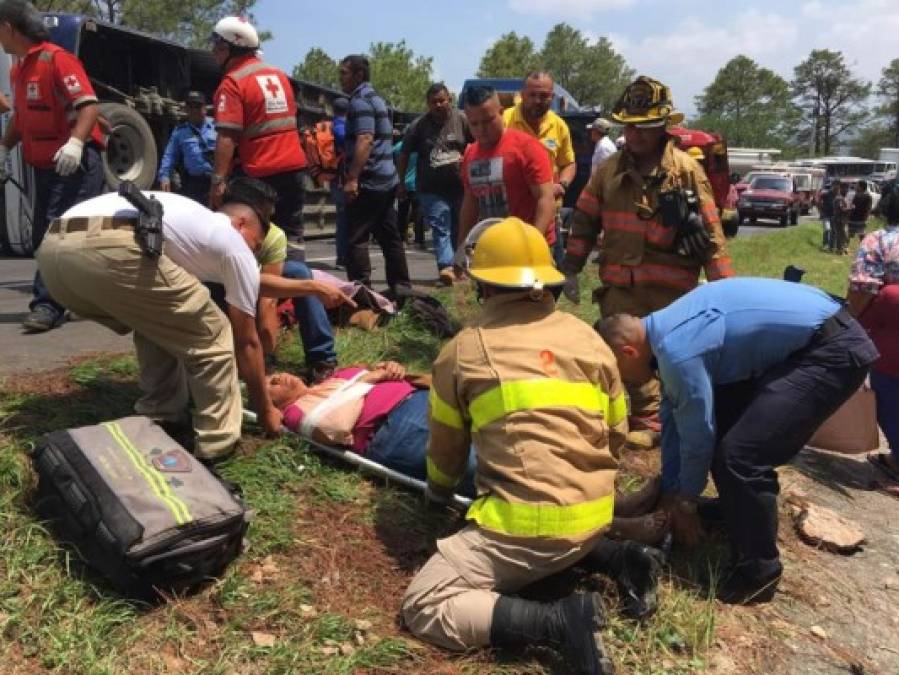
[31, 416, 249, 600]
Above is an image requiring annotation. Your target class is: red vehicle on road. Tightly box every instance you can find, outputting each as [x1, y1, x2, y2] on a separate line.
[668, 126, 738, 235]
[737, 174, 801, 227]
[668, 127, 731, 211]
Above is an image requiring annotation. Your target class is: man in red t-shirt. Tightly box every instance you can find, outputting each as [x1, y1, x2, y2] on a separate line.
[210, 16, 308, 262]
[458, 86, 555, 247]
[0, 0, 105, 332]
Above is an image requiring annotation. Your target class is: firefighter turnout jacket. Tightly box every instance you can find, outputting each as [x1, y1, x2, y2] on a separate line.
[426, 291, 626, 544]
[213, 54, 306, 177]
[12, 42, 105, 170]
[565, 138, 734, 291]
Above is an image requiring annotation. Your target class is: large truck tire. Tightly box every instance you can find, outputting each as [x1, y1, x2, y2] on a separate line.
[99, 102, 157, 190]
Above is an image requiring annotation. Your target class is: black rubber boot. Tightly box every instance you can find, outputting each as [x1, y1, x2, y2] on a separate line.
[582, 539, 664, 620]
[490, 592, 615, 675]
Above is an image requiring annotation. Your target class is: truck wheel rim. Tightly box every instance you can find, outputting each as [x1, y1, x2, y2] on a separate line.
[106, 124, 144, 181]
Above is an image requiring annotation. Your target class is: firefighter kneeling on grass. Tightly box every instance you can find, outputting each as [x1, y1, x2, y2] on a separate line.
[560, 76, 734, 448]
[402, 217, 624, 675]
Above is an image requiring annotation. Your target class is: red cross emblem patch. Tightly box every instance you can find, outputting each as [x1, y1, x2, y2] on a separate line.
[26, 81, 40, 100]
[63, 74, 82, 94]
[255, 75, 288, 114]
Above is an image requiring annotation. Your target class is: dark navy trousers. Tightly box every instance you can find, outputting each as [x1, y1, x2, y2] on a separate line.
[710, 310, 877, 583]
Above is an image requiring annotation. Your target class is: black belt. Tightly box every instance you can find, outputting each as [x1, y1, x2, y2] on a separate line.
[47, 216, 137, 234]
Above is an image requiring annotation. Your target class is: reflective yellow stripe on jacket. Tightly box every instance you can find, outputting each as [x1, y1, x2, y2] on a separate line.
[467, 492, 615, 538]
[429, 388, 464, 429]
[468, 378, 626, 432]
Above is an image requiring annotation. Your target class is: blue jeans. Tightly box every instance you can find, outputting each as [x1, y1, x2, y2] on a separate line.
[418, 192, 461, 270]
[367, 390, 477, 498]
[282, 260, 336, 365]
[32, 144, 105, 319]
[871, 370, 899, 458]
[330, 181, 348, 264]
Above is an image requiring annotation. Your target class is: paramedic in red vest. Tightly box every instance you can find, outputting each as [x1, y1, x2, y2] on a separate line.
[209, 16, 308, 263]
[0, 0, 105, 332]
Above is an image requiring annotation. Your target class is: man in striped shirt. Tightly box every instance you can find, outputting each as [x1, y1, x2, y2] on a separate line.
[339, 54, 410, 291]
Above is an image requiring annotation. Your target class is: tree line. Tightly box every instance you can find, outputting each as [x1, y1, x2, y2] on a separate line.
[294, 26, 897, 160]
[693, 51, 899, 158]
[29, 6, 899, 158]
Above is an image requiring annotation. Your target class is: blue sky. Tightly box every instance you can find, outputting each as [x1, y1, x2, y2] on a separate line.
[254, 0, 899, 115]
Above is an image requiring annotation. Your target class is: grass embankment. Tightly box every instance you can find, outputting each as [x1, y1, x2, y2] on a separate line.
[0, 219, 865, 673]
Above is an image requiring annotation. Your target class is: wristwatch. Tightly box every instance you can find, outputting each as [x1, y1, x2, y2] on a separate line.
[210, 173, 226, 185]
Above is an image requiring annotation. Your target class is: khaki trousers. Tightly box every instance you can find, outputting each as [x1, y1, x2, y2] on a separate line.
[597, 284, 686, 419]
[402, 525, 599, 651]
[37, 223, 241, 458]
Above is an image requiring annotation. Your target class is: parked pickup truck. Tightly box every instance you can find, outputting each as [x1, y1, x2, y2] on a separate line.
[737, 174, 800, 227]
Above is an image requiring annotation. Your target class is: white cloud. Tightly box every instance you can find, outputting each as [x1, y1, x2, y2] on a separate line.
[606, 10, 800, 114]
[507, 0, 636, 18]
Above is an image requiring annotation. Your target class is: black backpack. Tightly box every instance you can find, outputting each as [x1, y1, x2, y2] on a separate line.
[31, 417, 249, 601]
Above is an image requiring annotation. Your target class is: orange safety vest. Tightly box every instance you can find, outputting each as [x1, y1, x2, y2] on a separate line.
[12, 42, 104, 170]
[214, 56, 306, 177]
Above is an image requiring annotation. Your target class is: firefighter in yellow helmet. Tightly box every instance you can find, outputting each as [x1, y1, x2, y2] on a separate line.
[560, 76, 734, 447]
[686, 146, 705, 163]
[402, 217, 625, 674]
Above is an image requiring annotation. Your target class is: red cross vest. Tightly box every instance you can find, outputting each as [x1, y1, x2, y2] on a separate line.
[214, 56, 306, 177]
[12, 42, 105, 170]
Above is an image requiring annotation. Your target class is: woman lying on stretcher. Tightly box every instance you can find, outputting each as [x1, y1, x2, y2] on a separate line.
[266, 361, 670, 619]
[265, 361, 477, 497]
[266, 362, 669, 546]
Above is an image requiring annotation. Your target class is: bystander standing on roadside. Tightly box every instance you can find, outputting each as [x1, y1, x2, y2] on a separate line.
[818, 180, 835, 250]
[589, 117, 617, 172]
[848, 179, 873, 243]
[503, 72, 576, 263]
[847, 180, 899, 486]
[331, 97, 349, 268]
[392, 132, 420, 247]
[831, 181, 850, 255]
[339, 54, 411, 291]
[397, 82, 472, 285]
[457, 86, 555, 248]
[157, 91, 216, 204]
[0, 0, 106, 333]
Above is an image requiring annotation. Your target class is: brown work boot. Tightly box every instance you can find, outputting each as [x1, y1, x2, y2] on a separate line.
[438, 267, 456, 286]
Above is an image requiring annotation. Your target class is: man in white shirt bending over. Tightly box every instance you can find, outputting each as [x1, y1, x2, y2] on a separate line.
[37, 190, 353, 461]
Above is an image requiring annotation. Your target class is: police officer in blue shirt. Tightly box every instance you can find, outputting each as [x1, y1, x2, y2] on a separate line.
[596, 277, 878, 605]
[158, 91, 216, 203]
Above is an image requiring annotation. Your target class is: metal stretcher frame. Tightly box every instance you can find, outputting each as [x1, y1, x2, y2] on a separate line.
[242, 410, 473, 509]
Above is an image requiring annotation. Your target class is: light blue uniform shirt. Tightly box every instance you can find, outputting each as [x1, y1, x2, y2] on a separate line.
[157, 117, 217, 180]
[644, 278, 840, 496]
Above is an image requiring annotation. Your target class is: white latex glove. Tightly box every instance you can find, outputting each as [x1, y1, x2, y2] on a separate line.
[0, 144, 9, 182]
[53, 137, 84, 176]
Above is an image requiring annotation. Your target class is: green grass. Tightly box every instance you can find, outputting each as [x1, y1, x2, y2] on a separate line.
[0, 221, 868, 673]
[726, 218, 873, 296]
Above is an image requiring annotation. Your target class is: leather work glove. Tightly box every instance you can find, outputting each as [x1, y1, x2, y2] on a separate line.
[53, 137, 84, 176]
[0, 144, 9, 182]
[562, 274, 581, 304]
[675, 212, 714, 263]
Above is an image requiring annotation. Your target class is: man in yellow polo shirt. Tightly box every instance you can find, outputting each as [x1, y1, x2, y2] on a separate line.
[503, 71, 576, 262]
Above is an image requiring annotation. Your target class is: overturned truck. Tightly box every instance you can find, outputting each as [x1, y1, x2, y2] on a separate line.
[0, 13, 344, 255]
